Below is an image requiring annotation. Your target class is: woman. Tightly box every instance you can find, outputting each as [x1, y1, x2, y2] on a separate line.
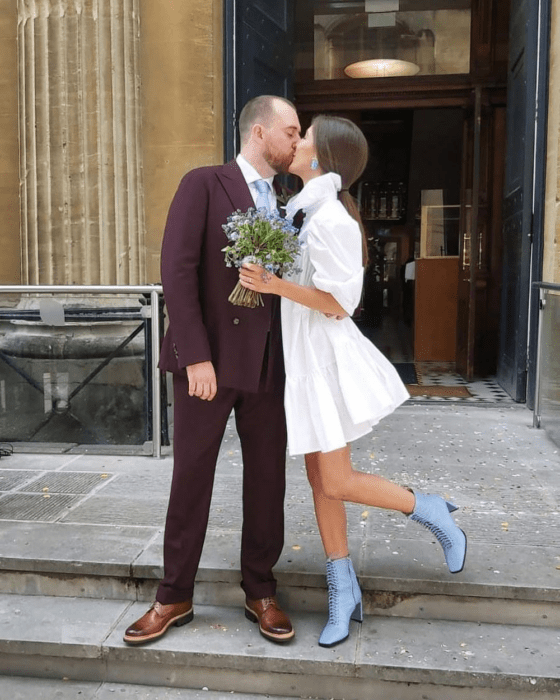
[239, 115, 467, 648]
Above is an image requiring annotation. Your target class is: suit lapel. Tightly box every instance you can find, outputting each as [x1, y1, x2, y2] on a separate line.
[216, 161, 294, 220]
[215, 161, 254, 213]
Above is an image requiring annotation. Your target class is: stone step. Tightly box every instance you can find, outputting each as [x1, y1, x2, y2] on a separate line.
[0, 594, 559, 700]
[4, 565, 560, 631]
[0, 677, 294, 700]
[1, 522, 559, 628]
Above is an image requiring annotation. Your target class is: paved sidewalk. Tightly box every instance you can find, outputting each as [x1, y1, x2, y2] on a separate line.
[1, 401, 559, 598]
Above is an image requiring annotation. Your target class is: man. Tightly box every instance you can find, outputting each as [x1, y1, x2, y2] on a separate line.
[124, 96, 301, 645]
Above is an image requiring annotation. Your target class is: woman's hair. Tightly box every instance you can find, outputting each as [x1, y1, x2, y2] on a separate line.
[312, 115, 369, 264]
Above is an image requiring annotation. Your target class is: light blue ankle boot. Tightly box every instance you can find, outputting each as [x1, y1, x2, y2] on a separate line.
[410, 494, 467, 574]
[318, 557, 363, 648]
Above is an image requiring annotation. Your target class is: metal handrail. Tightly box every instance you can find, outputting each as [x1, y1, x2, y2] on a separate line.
[533, 281, 560, 291]
[0, 284, 164, 457]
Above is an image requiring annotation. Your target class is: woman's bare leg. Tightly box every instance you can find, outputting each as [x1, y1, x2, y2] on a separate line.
[307, 444, 415, 527]
[306, 444, 465, 578]
[305, 452, 349, 560]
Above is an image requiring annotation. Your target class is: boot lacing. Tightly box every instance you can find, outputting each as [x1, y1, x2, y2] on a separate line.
[413, 514, 452, 549]
[325, 563, 341, 624]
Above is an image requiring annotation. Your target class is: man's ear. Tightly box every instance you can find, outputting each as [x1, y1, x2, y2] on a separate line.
[251, 123, 265, 142]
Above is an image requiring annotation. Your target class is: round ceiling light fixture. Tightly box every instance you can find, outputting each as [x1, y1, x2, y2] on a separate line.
[344, 58, 420, 78]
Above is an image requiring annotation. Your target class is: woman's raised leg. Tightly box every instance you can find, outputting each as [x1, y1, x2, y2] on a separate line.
[312, 445, 415, 514]
[311, 445, 466, 575]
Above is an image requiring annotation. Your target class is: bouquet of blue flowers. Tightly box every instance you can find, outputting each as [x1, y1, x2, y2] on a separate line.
[222, 207, 301, 308]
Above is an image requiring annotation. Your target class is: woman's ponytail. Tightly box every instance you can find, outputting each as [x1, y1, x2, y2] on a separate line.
[313, 115, 369, 266]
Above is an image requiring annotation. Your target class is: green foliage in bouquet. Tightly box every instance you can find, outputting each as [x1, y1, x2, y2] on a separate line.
[222, 207, 301, 308]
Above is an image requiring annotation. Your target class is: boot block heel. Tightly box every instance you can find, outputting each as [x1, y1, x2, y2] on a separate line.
[351, 600, 363, 623]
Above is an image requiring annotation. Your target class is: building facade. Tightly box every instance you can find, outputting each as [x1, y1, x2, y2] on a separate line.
[0, 0, 558, 406]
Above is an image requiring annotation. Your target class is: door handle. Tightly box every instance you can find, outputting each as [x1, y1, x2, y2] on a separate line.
[462, 233, 470, 269]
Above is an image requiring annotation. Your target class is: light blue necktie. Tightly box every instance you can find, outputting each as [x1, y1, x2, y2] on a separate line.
[254, 179, 272, 212]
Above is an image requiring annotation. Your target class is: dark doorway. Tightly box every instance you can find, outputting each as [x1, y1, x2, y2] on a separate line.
[356, 108, 464, 364]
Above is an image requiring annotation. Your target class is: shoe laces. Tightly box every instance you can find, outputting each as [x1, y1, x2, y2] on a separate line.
[151, 601, 164, 615]
[325, 563, 341, 624]
[413, 514, 452, 550]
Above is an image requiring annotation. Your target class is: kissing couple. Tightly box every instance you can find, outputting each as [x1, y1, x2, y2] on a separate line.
[124, 95, 467, 648]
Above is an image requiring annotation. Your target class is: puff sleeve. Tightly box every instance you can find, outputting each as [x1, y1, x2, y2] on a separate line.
[305, 203, 364, 315]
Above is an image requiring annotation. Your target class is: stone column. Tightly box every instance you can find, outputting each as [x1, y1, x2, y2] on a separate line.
[0, 2, 20, 284]
[18, 0, 145, 285]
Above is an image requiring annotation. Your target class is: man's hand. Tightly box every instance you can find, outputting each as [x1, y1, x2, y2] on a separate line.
[186, 361, 217, 401]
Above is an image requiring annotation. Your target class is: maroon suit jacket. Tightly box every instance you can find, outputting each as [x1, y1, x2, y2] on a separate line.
[159, 161, 284, 393]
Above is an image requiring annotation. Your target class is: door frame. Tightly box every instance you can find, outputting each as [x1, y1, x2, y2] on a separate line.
[223, 0, 237, 162]
[497, 0, 551, 402]
[526, 0, 552, 408]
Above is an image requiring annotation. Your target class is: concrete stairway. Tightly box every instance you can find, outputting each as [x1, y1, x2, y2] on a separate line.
[1, 535, 560, 700]
[1, 405, 560, 698]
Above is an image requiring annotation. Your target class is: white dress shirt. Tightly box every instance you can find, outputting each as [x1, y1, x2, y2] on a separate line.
[236, 154, 277, 211]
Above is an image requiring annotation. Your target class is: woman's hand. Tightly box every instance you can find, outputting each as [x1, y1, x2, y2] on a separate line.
[240, 263, 347, 317]
[239, 263, 280, 295]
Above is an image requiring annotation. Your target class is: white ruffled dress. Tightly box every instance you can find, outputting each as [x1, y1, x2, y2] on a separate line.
[282, 172, 409, 456]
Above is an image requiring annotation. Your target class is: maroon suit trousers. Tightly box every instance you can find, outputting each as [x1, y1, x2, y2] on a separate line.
[156, 373, 287, 604]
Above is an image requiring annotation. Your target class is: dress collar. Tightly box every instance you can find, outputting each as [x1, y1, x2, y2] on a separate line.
[286, 172, 342, 219]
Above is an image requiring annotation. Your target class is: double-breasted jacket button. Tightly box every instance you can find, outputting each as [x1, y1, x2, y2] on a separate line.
[232, 318, 240, 325]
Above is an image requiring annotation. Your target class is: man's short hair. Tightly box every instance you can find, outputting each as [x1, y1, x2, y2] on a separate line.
[238, 95, 296, 144]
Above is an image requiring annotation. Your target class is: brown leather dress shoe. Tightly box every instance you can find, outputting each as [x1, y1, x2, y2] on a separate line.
[123, 600, 193, 645]
[245, 596, 294, 643]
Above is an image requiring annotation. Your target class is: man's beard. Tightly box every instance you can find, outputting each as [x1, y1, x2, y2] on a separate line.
[263, 146, 294, 174]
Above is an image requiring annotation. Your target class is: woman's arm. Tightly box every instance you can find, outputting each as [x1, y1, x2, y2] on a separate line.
[239, 263, 347, 316]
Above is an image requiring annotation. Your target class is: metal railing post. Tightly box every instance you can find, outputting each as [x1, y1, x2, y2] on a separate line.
[533, 287, 546, 429]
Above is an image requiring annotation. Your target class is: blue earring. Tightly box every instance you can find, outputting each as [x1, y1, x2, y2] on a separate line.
[311, 158, 319, 171]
